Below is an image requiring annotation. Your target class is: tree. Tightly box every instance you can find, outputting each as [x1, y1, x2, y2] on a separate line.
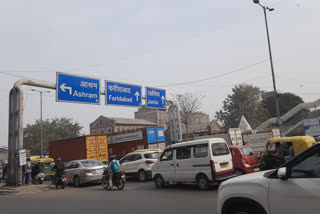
[173, 93, 204, 134]
[216, 84, 267, 129]
[262, 92, 304, 118]
[23, 117, 83, 155]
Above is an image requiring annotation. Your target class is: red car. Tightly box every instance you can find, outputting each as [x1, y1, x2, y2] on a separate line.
[229, 145, 260, 174]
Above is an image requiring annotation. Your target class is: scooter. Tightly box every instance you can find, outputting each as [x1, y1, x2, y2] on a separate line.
[32, 172, 45, 184]
[102, 168, 126, 190]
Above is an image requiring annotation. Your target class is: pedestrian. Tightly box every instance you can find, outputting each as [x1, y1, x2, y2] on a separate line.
[23, 158, 32, 185]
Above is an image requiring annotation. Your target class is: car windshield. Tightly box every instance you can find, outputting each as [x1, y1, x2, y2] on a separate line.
[144, 152, 161, 159]
[241, 147, 255, 156]
[212, 143, 230, 156]
[81, 160, 102, 167]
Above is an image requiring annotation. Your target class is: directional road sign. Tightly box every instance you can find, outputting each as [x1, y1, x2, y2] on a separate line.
[56, 72, 100, 104]
[106, 81, 142, 107]
[146, 87, 166, 109]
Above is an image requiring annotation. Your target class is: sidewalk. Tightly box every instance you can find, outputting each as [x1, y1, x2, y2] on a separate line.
[0, 183, 50, 195]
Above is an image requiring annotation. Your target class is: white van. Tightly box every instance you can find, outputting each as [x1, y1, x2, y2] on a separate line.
[151, 138, 236, 190]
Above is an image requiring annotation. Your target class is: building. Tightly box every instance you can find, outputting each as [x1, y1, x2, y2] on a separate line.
[90, 116, 158, 134]
[181, 112, 221, 134]
[134, 105, 169, 130]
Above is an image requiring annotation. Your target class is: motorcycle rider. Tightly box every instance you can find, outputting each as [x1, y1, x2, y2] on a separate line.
[31, 160, 43, 181]
[51, 158, 65, 188]
[108, 155, 120, 189]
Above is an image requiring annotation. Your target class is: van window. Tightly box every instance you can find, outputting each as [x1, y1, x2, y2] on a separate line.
[160, 150, 173, 162]
[212, 143, 230, 156]
[194, 144, 208, 158]
[176, 147, 191, 160]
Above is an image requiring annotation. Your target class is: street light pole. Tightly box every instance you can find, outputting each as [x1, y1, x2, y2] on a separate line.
[31, 89, 50, 158]
[253, 0, 283, 136]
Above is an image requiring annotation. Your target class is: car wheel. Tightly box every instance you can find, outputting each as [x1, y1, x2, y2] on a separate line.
[197, 174, 209, 191]
[226, 204, 266, 214]
[223, 200, 267, 214]
[74, 176, 81, 187]
[154, 175, 165, 188]
[138, 170, 147, 182]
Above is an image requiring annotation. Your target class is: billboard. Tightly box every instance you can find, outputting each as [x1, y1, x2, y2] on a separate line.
[147, 128, 166, 144]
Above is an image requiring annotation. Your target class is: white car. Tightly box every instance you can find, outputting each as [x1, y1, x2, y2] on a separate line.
[217, 143, 320, 214]
[119, 150, 161, 182]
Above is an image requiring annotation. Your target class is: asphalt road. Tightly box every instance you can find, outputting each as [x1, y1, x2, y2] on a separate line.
[0, 181, 219, 214]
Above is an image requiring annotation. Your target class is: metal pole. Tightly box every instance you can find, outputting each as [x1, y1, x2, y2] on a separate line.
[40, 91, 43, 158]
[262, 6, 283, 136]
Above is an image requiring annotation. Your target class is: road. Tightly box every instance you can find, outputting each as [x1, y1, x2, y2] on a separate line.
[0, 181, 219, 214]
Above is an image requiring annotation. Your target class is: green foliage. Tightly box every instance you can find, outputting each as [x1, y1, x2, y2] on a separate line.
[23, 117, 83, 155]
[215, 84, 267, 129]
[262, 92, 304, 118]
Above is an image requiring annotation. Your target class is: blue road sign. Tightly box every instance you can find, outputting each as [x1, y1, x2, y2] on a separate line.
[56, 72, 100, 104]
[146, 87, 166, 109]
[106, 81, 142, 107]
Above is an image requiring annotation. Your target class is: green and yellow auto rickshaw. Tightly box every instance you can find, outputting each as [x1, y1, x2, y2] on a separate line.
[30, 157, 55, 177]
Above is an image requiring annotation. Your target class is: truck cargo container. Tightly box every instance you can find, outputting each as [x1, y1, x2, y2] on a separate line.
[49, 135, 108, 162]
[242, 129, 280, 156]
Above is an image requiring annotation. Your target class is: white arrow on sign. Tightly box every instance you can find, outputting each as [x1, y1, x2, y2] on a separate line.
[135, 91, 140, 102]
[60, 83, 72, 95]
[161, 96, 165, 104]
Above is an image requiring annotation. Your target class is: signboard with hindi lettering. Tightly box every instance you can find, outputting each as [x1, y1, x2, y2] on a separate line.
[146, 87, 166, 109]
[56, 72, 100, 104]
[106, 81, 142, 107]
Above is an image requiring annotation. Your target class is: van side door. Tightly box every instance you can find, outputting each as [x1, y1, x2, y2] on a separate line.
[155, 149, 175, 182]
[193, 144, 211, 182]
[175, 146, 193, 182]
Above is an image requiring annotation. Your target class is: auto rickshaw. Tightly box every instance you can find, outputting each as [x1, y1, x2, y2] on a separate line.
[30, 157, 55, 177]
[260, 136, 316, 170]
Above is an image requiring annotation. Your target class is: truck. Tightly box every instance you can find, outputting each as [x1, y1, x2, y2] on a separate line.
[242, 129, 280, 156]
[107, 128, 166, 158]
[193, 128, 243, 146]
[49, 135, 108, 162]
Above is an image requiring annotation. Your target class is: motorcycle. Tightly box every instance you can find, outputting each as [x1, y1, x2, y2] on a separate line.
[54, 175, 67, 189]
[32, 172, 45, 184]
[102, 168, 126, 190]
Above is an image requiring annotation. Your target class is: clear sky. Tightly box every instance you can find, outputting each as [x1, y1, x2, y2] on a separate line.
[1, 0, 319, 147]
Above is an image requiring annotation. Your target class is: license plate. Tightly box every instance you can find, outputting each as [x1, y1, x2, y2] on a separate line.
[254, 168, 260, 172]
[220, 164, 228, 169]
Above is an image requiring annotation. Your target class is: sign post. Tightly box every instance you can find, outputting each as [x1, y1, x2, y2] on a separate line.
[19, 149, 26, 167]
[56, 72, 100, 104]
[106, 81, 142, 107]
[146, 87, 166, 109]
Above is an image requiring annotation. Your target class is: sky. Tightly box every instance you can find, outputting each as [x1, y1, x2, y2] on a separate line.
[1, 0, 320, 147]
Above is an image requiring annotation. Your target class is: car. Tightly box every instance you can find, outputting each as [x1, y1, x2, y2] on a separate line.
[119, 150, 161, 182]
[64, 159, 105, 187]
[229, 145, 260, 174]
[152, 138, 236, 190]
[217, 143, 320, 214]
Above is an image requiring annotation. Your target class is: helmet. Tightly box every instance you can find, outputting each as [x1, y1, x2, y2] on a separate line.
[109, 155, 116, 161]
[57, 158, 62, 163]
[37, 160, 41, 163]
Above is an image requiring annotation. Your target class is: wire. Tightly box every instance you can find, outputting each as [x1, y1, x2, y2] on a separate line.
[156, 58, 269, 87]
[0, 71, 55, 83]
